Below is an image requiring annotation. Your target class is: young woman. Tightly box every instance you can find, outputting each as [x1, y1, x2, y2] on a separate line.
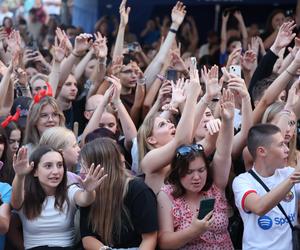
[39, 126, 80, 173]
[23, 96, 65, 154]
[0, 127, 13, 184]
[157, 89, 235, 250]
[11, 145, 106, 249]
[80, 138, 158, 249]
[137, 68, 202, 194]
[3, 121, 22, 155]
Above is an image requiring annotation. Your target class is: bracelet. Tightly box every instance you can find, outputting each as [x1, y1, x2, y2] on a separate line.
[137, 77, 146, 85]
[280, 109, 292, 116]
[286, 69, 297, 77]
[169, 28, 177, 34]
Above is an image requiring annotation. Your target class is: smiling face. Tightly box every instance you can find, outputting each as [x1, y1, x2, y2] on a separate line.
[147, 116, 176, 148]
[34, 151, 65, 195]
[36, 104, 60, 135]
[180, 156, 207, 194]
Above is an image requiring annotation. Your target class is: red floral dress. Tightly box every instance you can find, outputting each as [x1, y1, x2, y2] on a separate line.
[161, 184, 233, 250]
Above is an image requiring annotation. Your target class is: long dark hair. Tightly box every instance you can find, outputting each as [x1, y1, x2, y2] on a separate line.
[166, 146, 213, 199]
[0, 127, 13, 184]
[23, 145, 69, 219]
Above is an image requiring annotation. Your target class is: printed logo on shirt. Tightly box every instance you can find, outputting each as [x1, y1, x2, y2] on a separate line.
[274, 213, 295, 226]
[258, 215, 273, 230]
[283, 191, 294, 202]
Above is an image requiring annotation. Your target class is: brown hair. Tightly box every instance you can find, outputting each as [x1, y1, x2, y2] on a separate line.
[80, 138, 133, 246]
[165, 145, 213, 199]
[23, 145, 69, 219]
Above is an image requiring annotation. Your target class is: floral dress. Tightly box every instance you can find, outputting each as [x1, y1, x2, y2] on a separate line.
[161, 184, 233, 250]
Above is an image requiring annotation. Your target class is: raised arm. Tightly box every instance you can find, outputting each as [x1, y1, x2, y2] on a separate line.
[253, 22, 298, 124]
[212, 89, 234, 190]
[109, 75, 137, 150]
[59, 33, 92, 86]
[49, 35, 66, 97]
[0, 63, 13, 116]
[80, 85, 114, 146]
[113, 0, 130, 61]
[144, 1, 186, 90]
[220, 13, 229, 54]
[234, 11, 248, 50]
[87, 33, 108, 99]
[11, 147, 34, 210]
[74, 164, 107, 207]
[228, 75, 253, 159]
[141, 66, 201, 174]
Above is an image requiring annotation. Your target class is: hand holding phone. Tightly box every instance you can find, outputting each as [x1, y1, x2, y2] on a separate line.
[198, 198, 215, 220]
[229, 65, 241, 77]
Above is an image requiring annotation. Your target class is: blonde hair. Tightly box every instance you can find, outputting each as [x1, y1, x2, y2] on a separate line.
[39, 126, 74, 151]
[262, 101, 297, 166]
[80, 138, 132, 246]
[137, 112, 158, 166]
[24, 96, 65, 145]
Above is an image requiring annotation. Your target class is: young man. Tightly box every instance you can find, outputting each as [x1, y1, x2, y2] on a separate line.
[233, 123, 300, 250]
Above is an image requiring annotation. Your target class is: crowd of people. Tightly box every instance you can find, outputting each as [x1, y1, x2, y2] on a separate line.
[0, 0, 300, 249]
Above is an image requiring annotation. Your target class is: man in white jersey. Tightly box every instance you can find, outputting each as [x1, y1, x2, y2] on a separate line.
[233, 124, 300, 250]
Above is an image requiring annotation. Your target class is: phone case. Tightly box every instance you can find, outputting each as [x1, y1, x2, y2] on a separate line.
[198, 198, 215, 220]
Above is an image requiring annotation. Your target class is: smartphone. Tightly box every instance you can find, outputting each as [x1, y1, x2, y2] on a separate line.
[198, 198, 215, 220]
[229, 65, 241, 77]
[191, 57, 197, 68]
[166, 69, 178, 82]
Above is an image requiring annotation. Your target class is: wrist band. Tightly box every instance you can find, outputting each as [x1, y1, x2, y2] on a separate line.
[137, 77, 146, 85]
[286, 69, 297, 77]
[169, 28, 177, 34]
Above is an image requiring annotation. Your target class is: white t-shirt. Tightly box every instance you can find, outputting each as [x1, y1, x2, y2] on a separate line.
[18, 184, 80, 249]
[232, 167, 300, 250]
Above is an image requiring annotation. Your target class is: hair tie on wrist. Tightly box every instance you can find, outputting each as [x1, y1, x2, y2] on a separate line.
[169, 28, 177, 34]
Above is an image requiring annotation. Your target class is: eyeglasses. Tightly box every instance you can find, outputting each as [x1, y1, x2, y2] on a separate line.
[39, 112, 59, 121]
[176, 144, 204, 158]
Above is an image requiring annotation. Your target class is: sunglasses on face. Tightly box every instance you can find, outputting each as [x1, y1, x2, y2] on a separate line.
[176, 144, 204, 158]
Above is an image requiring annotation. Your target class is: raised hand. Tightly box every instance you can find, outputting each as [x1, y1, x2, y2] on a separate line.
[241, 50, 257, 73]
[288, 37, 300, 59]
[202, 65, 221, 100]
[81, 163, 107, 192]
[52, 36, 66, 63]
[171, 1, 187, 28]
[105, 75, 122, 102]
[102, 84, 114, 106]
[227, 74, 249, 100]
[226, 47, 242, 67]
[55, 27, 73, 56]
[171, 78, 186, 105]
[119, 0, 131, 27]
[206, 118, 222, 135]
[187, 62, 201, 99]
[13, 147, 34, 177]
[285, 79, 300, 111]
[73, 33, 93, 56]
[92, 32, 108, 59]
[220, 89, 235, 121]
[273, 21, 297, 51]
[109, 55, 123, 76]
[170, 50, 188, 72]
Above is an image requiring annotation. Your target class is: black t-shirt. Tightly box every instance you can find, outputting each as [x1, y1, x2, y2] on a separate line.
[63, 96, 87, 135]
[80, 178, 158, 248]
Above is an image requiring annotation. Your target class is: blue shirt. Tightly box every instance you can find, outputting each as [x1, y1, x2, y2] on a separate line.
[0, 182, 12, 250]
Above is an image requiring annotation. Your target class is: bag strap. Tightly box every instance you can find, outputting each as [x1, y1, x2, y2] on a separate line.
[248, 169, 294, 230]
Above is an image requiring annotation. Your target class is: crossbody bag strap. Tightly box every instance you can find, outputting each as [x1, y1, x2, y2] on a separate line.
[248, 169, 294, 230]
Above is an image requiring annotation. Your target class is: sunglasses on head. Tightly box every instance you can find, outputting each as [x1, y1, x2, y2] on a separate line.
[176, 144, 204, 158]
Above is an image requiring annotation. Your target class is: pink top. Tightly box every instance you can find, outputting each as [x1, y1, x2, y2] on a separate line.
[161, 184, 233, 250]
